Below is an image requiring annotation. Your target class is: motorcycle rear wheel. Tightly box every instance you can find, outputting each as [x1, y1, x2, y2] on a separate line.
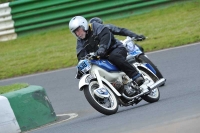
[83, 80, 118, 115]
[137, 54, 165, 86]
[139, 68, 160, 103]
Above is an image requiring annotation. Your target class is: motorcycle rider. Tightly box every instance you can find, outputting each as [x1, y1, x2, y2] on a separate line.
[89, 17, 145, 52]
[69, 16, 144, 97]
[89, 17, 166, 87]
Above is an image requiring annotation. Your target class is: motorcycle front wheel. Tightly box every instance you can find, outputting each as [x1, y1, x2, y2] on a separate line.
[83, 80, 118, 115]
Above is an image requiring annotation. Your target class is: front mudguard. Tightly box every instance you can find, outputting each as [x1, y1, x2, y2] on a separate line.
[79, 74, 92, 91]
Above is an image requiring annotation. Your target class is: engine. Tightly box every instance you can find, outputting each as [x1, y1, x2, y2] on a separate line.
[112, 80, 123, 90]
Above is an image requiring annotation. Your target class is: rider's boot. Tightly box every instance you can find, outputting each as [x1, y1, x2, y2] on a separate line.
[132, 73, 144, 86]
[124, 73, 144, 96]
[133, 73, 151, 93]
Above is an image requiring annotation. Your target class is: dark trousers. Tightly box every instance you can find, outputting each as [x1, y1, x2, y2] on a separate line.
[108, 47, 139, 78]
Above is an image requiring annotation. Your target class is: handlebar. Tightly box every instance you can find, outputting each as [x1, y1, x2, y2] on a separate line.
[84, 52, 99, 60]
[131, 36, 148, 41]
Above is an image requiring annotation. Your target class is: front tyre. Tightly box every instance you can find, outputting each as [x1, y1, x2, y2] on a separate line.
[83, 80, 118, 115]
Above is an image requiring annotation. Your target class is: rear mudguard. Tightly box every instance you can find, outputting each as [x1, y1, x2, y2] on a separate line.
[136, 63, 159, 79]
[79, 74, 121, 96]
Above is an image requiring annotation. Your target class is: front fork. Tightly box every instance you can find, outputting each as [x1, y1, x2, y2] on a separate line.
[78, 69, 122, 96]
[94, 69, 104, 88]
[93, 69, 121, 96]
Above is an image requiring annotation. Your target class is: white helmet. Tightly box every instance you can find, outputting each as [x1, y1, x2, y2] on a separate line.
[69, 16, 89, 39]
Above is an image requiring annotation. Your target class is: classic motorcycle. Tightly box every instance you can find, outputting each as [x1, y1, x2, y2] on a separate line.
[121, 36, 165, 86]
[77, 51, 165, 115]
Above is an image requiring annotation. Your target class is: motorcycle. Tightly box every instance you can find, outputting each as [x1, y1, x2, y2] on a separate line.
[77, 51, 165, 115]
[121, 36, 165, 86]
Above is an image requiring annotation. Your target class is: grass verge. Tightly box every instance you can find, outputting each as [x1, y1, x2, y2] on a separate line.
[0, 83, 29, 94]
[0, 1, 200, 80]
[0, 0, 13, 4]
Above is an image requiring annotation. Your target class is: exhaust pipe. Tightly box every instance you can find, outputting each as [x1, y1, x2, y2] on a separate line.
[122, 78, 166, 100]
[149, 78, 166, 90]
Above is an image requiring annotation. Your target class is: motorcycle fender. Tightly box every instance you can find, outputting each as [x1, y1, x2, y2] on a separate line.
[79, 74, 92, 91]
[138, 64, 158, 78]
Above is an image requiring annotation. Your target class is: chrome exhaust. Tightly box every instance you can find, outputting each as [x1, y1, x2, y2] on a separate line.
[122, 78, 166, 100]
[149, 78, 166, 90]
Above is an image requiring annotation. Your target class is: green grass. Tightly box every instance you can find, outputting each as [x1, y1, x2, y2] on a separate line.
[0, 83, 29, 94]
[0, 1, 200, 80]
[109, 1, 200, 51]
[0, 0, 13, 4]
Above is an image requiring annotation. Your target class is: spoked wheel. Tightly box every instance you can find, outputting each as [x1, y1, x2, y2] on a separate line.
[137, 54, 165, 86]
[140, 69, 160, 103]
[83, 80, 118, 115]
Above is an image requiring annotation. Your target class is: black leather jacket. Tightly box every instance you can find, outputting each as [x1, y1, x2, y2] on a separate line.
[105, 24, 138, 38]
[105, 24, 144, 52]
[76, 23, 124, 61]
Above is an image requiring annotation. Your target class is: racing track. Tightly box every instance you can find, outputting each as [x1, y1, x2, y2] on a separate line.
[0, 42, 200, 133]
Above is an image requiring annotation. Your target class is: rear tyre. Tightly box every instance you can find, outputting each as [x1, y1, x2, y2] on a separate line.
[137, 54, 165, 86]
[139, 68, 160, 103]
[83, 80, 118, 115]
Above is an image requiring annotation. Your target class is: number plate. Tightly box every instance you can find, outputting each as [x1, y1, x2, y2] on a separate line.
[77, 60, 91, 73]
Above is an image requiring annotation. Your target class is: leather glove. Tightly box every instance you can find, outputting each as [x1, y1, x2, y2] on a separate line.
[135, 35, 146, 41]
[96, 47, 106, 57]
